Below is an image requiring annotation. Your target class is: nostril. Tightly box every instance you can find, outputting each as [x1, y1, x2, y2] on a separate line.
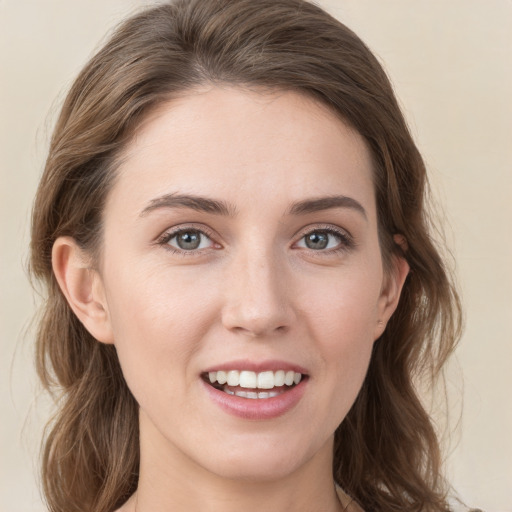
[231, 324, 288, 337]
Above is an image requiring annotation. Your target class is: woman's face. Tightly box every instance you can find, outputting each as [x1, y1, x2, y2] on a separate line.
[93, 87, 405, 482]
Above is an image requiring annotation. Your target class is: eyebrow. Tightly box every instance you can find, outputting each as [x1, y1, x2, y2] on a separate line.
[287, 195, 367, 220]
[139, 193, 366, 220]
[140, 193, 237, 217]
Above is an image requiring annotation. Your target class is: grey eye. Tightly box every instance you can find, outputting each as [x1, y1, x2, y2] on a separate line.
[295, 228, 351, 252]
[305, 232, 329, 249]
[169, 230, 210, 251]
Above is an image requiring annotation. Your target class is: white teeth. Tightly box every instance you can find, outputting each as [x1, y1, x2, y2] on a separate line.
[284, 370, 295, 386]
[207, 369, 303, 390]
[227, 370, 240, 386]
[257, 371, 275, 389]
[239, 370, 257, 388]
[232, 390, 282, 399]
[274, 370, 285, 386]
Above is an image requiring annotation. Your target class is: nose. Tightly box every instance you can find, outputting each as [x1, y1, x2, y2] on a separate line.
[221, 247, 296, 338]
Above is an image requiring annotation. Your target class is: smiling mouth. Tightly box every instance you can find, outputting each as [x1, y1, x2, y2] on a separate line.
[202, 370, 305, 399]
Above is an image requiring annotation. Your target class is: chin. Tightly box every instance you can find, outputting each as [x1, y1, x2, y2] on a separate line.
[207, 456, 303, 483]
[197, 433, 325, 483]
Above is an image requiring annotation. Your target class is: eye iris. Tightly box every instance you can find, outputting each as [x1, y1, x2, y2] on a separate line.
[176, 231, 201, 250]
[305, 231, 329, 250]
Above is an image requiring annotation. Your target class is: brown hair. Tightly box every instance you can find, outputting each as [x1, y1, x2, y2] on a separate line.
[30, 1, 462, 511]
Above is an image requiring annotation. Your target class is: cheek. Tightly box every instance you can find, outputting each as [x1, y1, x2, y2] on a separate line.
[315, 291, 376, 385]
[304, 262, 382, 346]
[102, 263, 220, 401]
[300, 265, 382, 406]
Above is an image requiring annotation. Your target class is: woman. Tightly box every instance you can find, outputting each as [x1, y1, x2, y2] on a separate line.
[30, 1, 462, 511]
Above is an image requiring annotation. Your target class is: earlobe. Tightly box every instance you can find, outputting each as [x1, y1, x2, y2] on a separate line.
[374, 236, 410, 339]
[52, 237, 114, 344]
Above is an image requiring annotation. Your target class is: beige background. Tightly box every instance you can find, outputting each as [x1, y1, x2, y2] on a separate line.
[1, 1, 511, 511]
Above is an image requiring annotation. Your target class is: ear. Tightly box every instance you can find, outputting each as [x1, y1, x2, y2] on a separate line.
[52, 236, 114, 344]
[374, 235, 410, 340]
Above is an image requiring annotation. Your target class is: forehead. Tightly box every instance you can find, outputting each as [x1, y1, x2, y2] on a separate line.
[110, 86, 375, 218]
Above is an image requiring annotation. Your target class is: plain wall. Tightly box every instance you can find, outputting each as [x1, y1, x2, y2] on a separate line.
[1, 1, 511, 511]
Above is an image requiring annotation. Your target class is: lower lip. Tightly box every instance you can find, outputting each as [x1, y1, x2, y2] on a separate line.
[202, 378, 308, 420]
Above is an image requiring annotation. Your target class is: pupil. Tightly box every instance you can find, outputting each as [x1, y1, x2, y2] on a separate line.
[306, 232, 328, 250]
[177, 231, 201, 250]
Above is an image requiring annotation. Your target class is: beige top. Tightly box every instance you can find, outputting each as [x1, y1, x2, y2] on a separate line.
[335, 486, 364, 512]
[335, 487, 484, 512]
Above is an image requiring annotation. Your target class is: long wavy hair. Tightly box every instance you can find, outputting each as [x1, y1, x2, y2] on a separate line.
[30, 1, 462, 511]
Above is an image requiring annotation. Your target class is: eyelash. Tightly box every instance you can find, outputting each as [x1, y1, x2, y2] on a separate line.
[155, 224, 354, 256]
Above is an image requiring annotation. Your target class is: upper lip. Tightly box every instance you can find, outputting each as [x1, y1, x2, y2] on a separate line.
[201, 359, 308, 375]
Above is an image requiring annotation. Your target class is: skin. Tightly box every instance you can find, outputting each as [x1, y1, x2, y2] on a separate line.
[53, 87, 409, 512]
